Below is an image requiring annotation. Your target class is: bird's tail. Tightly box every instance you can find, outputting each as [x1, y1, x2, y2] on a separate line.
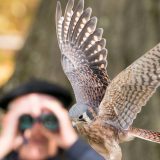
[128, 127, 160, 143]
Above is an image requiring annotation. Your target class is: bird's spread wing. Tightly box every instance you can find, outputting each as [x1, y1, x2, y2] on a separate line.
[56, 0, 110, 110]
[99, 43, 160, 130]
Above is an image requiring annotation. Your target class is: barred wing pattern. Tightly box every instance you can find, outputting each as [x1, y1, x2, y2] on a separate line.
[99, 43, 160, 130]
[56, 0, 110, 113]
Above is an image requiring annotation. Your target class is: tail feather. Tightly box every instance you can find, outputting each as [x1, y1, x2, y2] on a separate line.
[129, 127, 160, 143]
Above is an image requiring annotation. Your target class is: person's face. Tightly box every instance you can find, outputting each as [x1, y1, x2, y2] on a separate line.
[9, 93, 62, 160]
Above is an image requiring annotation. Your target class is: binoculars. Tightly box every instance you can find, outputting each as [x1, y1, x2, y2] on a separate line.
[18, 113, 59, 133]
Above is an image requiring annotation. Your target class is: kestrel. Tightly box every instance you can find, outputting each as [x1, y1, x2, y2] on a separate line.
[56, 0, 160, 160]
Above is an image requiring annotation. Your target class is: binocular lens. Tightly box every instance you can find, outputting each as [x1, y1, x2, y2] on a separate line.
[41, 114, 59, 131]
[19, 114, 34, 132]
[18, 114, 59, 132]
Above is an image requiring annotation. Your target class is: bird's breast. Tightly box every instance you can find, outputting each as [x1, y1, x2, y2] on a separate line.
[76, 120, 118, 144]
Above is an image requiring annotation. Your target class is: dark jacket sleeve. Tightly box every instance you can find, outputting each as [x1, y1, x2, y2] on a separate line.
[1, 151, 18, 160]
[65, 138, 105, 160]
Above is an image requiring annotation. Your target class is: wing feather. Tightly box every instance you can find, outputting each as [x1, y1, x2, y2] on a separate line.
[75, 17, 97, 46]
[99, 43, 160, 130]
[62, 0, 74, 42]
[71, 7, 92, 43]
[67, 0, 84, 42]
[84, 37, 106, 55]
[56, 0, 110, 113]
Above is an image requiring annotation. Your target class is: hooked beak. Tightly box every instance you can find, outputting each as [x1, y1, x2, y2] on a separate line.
[72, 121, 76, 128]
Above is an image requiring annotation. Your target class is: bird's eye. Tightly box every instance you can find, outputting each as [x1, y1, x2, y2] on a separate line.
[79, 115, 83, 120]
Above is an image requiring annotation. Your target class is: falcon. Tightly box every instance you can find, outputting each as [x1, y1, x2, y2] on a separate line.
[56, 0, 160, 159]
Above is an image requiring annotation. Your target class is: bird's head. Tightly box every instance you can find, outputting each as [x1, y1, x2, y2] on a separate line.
[69, 103, 92, 127]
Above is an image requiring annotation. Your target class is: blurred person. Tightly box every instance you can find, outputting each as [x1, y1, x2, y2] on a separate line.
[0, 80, 104, 160]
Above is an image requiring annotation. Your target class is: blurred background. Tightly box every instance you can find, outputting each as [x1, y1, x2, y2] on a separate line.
[0, 0, 159, 159]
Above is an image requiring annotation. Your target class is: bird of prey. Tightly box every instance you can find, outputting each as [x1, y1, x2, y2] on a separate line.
[56, 0, 160, 159]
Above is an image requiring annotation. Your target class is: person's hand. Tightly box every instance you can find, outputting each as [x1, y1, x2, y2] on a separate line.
[0, 97, 41, 158]
[0, 95, 78, 159]
[41, 99, 78, 149]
